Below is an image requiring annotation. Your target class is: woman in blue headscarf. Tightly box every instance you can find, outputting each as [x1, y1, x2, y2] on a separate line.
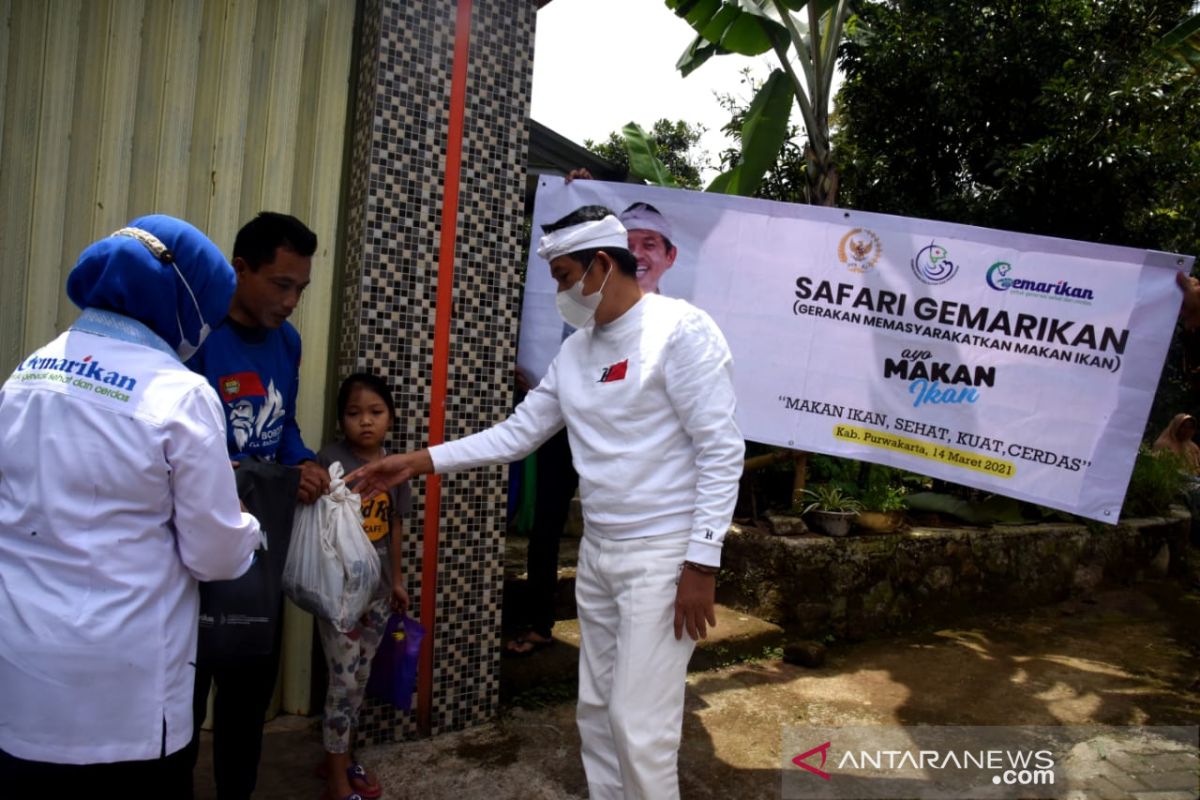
[0, 216, 263, 795]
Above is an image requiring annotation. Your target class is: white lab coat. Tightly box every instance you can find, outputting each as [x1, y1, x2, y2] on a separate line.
[0, 325, 260, 764]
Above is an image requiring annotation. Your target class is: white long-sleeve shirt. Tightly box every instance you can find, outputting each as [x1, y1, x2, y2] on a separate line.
[432, 294, 744, 566]
[0, 321, 261, 764]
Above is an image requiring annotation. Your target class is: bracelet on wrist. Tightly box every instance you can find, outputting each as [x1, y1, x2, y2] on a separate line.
[682, 560, 719, 576]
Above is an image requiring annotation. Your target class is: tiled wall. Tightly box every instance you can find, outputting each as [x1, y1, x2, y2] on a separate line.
[338, 0, 537, 739]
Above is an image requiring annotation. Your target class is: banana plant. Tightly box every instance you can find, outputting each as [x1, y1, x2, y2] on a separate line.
[1158, 11, 1200, 74]
[620, 122, 682, 189]
[625, 0, 853, 205]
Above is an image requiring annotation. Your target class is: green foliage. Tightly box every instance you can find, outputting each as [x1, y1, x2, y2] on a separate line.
[1122, 445, 1192, 518]
[797, 484, 864, 514]
[585, 118, 707, 190]
[862, 482, 907, 513]
[666, 0, 854, 203]
[715, 70, 808, 202]
[806, 452, 858, 485]
[760, 644, 785, 660]
[620, 123, 681, 188]
[666, 0, 788, 73]
[904, 492, 1027, 525]
[707, 69, 795, 195]
[858, 463, 909, 511]
[835, 0, 1200, 257]
[1158, 11, 1200, 73]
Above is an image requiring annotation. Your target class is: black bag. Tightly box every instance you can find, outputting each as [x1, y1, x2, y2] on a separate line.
[197, 458, 300, 663]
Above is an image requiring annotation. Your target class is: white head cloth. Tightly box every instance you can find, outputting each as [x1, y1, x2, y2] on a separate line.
[536, 214, 628, 261]
[619, 204, 673, 241]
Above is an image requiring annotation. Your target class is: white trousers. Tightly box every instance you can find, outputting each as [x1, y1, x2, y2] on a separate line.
[575, 529, 696, 800]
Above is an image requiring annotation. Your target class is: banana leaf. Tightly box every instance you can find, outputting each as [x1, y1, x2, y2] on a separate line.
[620, 122, 679, 188]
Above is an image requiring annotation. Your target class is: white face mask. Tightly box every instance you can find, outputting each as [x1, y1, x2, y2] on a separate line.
[173, 262, 211, 362]
[555, 258, 612, 329]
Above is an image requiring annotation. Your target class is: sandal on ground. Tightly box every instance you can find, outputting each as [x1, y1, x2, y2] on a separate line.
[320, 792, 364, 800]
[315, 761, 382, 800]
[503, 631, 555, 658]
[346, 762, 383, 799]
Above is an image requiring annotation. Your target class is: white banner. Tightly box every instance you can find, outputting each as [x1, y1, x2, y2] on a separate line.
[518, 176, 1194, 522]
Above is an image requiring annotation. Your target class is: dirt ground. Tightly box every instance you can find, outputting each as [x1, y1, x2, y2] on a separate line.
[195, 580, 1200, 799]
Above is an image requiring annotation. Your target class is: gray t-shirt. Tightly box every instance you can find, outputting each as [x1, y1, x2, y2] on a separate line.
[318, 440, 412, 596]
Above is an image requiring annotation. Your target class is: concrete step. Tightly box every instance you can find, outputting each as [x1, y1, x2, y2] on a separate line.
[499, 604, 786, 706]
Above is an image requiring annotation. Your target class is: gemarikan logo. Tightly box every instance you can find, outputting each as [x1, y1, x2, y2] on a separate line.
[599, 359, 628, 383]
[17, 353, 138, 394]
[986, 261, 1096, 304]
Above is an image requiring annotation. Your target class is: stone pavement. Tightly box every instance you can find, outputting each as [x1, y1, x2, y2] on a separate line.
[194, 581, 1200, 800]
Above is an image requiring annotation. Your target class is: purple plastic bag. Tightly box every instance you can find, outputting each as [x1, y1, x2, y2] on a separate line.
[366, 613, 424, 710]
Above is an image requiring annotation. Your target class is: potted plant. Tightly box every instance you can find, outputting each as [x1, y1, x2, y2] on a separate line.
[797, 485, 863, 537]
[857, 483, 908, 533]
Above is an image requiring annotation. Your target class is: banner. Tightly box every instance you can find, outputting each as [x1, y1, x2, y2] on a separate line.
[518, 176, 1194, 522]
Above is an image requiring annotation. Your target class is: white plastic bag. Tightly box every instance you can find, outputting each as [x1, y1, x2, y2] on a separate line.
[283, 461, 382, 632]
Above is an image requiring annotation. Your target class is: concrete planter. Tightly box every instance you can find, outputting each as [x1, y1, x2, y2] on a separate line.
[807, 510, 855, 537]
[856, 510, 905, 533]
[717, 508, 1191, 641]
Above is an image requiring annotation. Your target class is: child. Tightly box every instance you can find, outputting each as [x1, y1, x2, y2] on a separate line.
[315, 372, 410, 800]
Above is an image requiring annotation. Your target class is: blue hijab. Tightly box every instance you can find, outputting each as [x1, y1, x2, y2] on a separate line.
[66, 215, 234, 354]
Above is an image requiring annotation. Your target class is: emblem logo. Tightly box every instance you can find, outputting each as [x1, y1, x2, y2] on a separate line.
[911, 241, 958, 285]
[838, 228, 882, 274]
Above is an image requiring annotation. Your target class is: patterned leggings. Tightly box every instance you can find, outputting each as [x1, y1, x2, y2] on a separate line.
[317, 596, 391, 753]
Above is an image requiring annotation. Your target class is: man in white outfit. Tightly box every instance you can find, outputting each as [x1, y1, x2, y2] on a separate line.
[349, 204, 744, 799]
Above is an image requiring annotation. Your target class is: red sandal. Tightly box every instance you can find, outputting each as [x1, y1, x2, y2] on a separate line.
[315, 761, 382, 800]
[503, 631, 556, 658]
[345, 762, 382, 799]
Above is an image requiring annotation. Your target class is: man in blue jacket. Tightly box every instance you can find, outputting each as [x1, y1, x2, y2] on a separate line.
[187, 211, 330, 800]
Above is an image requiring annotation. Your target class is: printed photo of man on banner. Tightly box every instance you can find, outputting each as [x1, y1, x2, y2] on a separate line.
[518, 175, 1194, 523]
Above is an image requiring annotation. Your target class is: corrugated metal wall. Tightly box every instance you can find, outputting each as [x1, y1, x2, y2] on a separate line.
[0, 0, 354, 442]
[0, 0, 357, 713]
